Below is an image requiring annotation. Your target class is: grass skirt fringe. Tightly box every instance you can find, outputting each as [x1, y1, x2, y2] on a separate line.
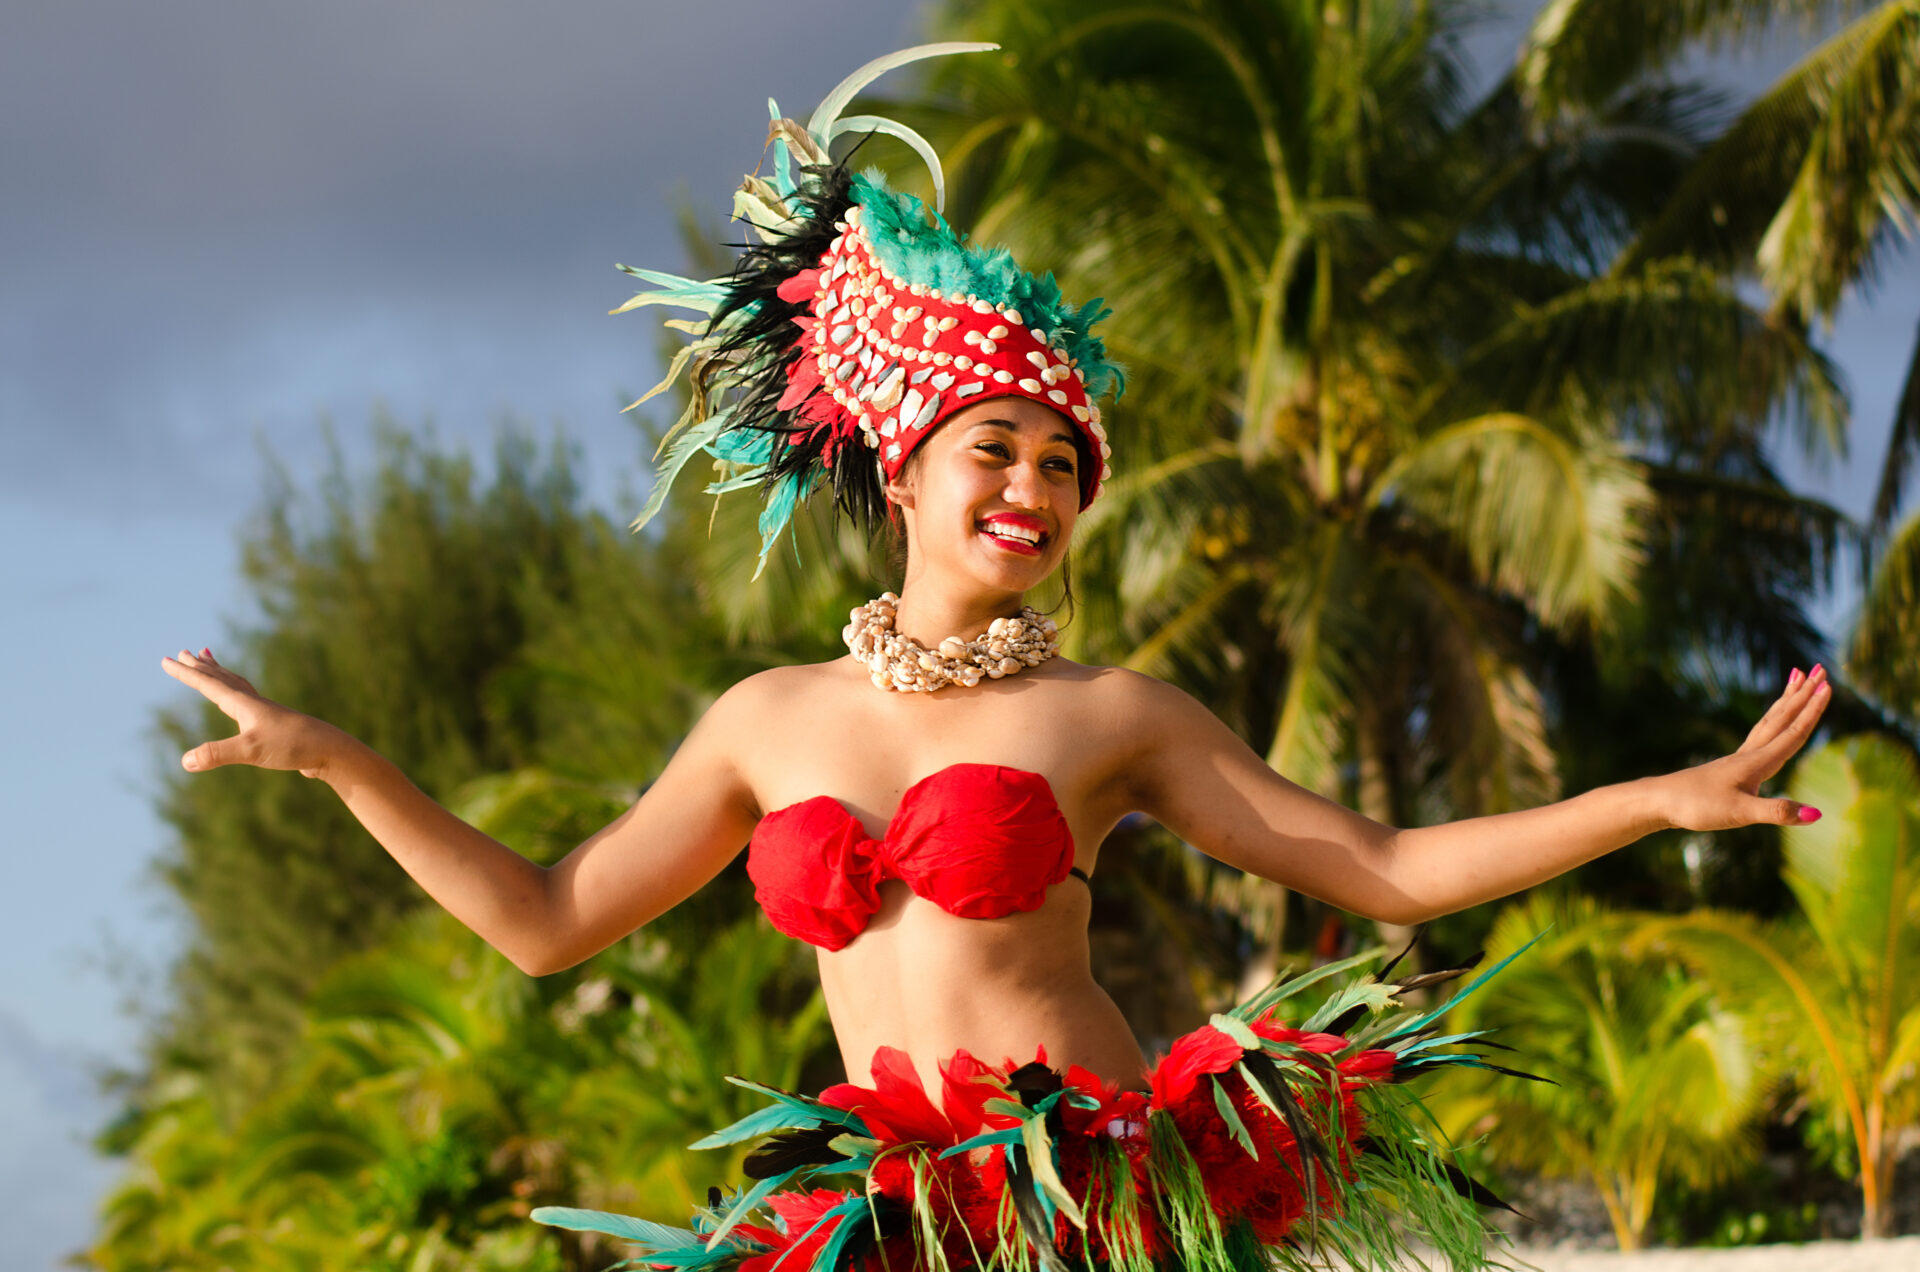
[535, 943, 1540, 1272]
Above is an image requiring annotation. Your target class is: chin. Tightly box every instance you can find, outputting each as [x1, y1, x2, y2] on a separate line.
[965, 545, 1062, 594]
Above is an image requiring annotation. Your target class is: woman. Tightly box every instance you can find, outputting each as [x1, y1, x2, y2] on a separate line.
[160, 43, 1829, 1272]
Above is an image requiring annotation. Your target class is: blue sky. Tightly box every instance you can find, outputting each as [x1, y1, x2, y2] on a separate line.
[2, 2, 1915, 1268]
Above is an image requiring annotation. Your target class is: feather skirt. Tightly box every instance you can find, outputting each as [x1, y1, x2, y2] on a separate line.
[534, 945, 1540, 1272]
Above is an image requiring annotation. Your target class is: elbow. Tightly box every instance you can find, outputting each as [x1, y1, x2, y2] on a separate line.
[505, 937, 587, 978]
[504, 943, 561, 978]
[1364, 898, 1439, 928]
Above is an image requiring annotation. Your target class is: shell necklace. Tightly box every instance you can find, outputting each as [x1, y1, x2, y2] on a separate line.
[843, 592, 1061, 693]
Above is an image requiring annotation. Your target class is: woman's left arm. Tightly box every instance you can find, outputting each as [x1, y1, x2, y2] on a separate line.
[1117, 666, 1832, 926]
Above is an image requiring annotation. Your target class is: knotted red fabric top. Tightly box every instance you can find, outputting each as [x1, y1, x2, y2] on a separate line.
[745, 763, 1077, 951]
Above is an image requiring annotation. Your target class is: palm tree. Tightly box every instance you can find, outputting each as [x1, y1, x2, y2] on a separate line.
[1432, 893, 1765, 1250]
[1519, 0, 1920, 715]
[1639, 732, 1920, 1238]
[875, 0, 1849, 977]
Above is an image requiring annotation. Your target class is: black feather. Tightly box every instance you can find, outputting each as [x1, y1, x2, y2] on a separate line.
[1004, 1143, 1072, 1272]
[695, 163, 899, 532]
[742, 1124, 851, 1179]
[1442, 1162, 1531, 1219]
[1322, 1003, 1370, 1036]
[1007, 1062, 1065, 1109]
[1239, 1052, 1337, 1226]
[1378, 928, 1425, 981]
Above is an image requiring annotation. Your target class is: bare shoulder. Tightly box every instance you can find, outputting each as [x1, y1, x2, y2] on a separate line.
[1055, 661, 1207, 728]
[701, 657, 863, 738]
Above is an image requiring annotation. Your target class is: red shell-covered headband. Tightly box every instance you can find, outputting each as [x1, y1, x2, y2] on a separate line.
[776, 203, 1110, 505]
[613, 43, 1124, 574]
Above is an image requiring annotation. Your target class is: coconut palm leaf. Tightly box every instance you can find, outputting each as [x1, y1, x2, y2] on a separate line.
[1847, 507, 1920, 714]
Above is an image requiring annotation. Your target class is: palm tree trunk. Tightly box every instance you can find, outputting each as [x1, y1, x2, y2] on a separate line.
[1593, 1170, 1639, 1252]
[1862, 1124, 1896, 1239]
[1356, 705, 1419, 973]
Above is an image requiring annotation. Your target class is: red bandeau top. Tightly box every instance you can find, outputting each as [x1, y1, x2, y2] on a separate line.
[745, 763, 1086, 951]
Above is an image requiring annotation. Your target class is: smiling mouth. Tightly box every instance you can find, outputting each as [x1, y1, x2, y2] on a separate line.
[979, 519, 1047, 554]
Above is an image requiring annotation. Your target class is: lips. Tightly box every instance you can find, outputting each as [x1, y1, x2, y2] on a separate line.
[979, 513, 1048, 556]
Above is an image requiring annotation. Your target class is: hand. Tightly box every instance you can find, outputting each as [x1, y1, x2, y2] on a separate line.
[160, 647, 350, 779]
[1657, 664, 1832, 832]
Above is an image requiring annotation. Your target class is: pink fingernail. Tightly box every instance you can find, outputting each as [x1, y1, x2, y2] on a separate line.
[1798, 806, 1822, 823]
[1788, 668, 1802, 685]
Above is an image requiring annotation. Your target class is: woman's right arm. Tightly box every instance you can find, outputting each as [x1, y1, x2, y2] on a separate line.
[162, 648, 763, 976]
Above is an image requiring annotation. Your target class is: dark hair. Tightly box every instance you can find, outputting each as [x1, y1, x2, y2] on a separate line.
[884, 414, 1091, 623]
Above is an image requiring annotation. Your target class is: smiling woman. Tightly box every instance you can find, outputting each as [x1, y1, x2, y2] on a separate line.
[158, 40, 1837, 1272]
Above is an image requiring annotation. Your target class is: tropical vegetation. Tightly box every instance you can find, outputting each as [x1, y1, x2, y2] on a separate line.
[91, 0, 1920, 1265]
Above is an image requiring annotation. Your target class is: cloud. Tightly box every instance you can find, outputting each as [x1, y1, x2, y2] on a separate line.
[0, 0, 935, 515]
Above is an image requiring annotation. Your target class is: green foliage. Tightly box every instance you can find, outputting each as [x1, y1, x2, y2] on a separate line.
[147, 422, 741, 1114]
[1433, 894, 1766, 1250]
[1639, 732, 1920, 1237]
[92, 909, 830, 1272]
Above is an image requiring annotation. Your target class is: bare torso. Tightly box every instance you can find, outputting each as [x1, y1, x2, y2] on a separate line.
[729, 653, 1152, 1095]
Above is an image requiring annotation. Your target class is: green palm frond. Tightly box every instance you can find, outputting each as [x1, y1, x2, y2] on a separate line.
[1516, 0, 1847, 117]
[1847, 506, 1920, 714]
[1867, 317, 1920, 542]
[1619, 1, 1920, 322]
[1369, 412, 1654, 633]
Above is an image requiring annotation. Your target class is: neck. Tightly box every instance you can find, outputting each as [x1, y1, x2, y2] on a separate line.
[889, 573, 1025, 647]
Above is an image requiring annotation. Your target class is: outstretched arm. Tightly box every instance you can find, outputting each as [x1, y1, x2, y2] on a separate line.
[161, 648, 761, 975]
[1122, 665, 1831, 925]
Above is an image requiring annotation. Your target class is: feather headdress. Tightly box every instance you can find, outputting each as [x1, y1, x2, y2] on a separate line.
[616, 42, 1125, 573]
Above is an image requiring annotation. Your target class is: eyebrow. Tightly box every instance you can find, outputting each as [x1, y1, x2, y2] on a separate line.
[977, 417, 1077, 447]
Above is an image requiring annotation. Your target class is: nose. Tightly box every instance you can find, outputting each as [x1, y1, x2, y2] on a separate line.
[1001, 456, 1050, 508]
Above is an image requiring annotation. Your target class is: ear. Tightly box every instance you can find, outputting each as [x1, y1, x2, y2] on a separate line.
[884, 471, 916, 510]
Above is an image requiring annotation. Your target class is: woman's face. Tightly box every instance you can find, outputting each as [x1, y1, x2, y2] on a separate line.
[886, 397, 1084, 595]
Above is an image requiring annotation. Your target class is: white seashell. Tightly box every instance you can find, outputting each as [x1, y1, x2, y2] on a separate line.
[1018, 377, 1042, 393]
[938, 637, 968, 660]
[954, 355, 973, 370]
[998, 657, 1021, 676]
[933, 352, 951, 365]
[1026, 351, 1049, 370]
[979, 340, 998, 355]
[910, 392, 941, 432]
[955, 381, 984, 398]
[831, 323, 855, 344]
[899, 387, 924, 427]
[938, 316, 958, 331]
[910, 367, 933, 385]
[1030, 327, 1046, 343]
[1071, 404, 1090, 422]
[987, 324, 1009, 339]
[988, 617, 1011, 636]
[1048, 389, 1069, 405]
[993, 369, 1014, 384]
[1004, 309, 1023, 325]
[930, 372, 955, 391]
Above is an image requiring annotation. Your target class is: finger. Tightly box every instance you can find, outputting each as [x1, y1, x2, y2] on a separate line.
[172, 649, 259, 694]
[190, 650, 259, 696]
[1750, 676, 1831, 776]
[182, 734, 246, 772]
[1738, 794, 1823, 827]
[161, 655, 252, 717]
[1741, 664, 1825, 753]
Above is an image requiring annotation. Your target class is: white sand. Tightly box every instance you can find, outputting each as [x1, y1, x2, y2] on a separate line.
[1513, 1237, 1920, 1272]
